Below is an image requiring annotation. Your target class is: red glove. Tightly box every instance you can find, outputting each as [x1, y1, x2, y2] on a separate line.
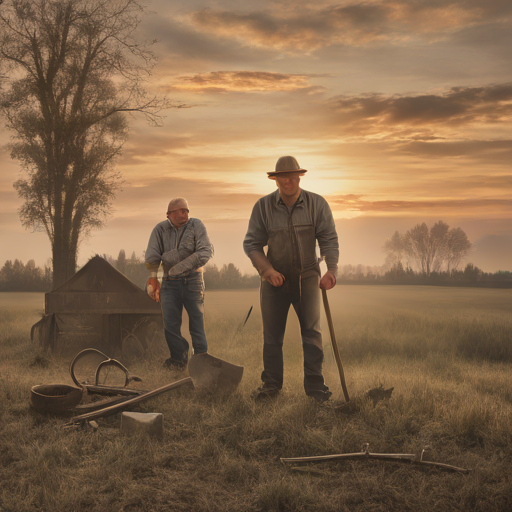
[146, 277, 161, 302]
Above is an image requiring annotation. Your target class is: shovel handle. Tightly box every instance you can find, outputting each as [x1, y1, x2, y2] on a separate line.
[322, 289, 350, 402]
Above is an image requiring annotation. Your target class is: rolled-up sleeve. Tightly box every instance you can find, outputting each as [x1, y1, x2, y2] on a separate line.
[243, 200, 268, 257]
[315, 199, 339, 276]
[145, 225, 164, 272]
[194, 219, 214, 266]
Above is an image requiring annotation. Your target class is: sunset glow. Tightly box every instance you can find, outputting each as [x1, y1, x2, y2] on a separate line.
[1, 0, 511, 273]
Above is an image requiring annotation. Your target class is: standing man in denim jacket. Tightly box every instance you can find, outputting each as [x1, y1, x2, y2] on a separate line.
[145, 198, 214, 370]
[243, 156, 339, 402]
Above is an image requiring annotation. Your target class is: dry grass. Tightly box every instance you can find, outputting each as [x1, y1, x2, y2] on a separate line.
[1, 286, 511, 512]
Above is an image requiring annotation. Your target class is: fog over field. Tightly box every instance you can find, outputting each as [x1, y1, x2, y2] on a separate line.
[1, 285, 511, 510]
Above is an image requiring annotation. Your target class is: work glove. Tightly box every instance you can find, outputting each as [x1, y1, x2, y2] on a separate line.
[146, 277, 161, 302]
[161, 249, 181, 268]
[168, 253, 200, 277]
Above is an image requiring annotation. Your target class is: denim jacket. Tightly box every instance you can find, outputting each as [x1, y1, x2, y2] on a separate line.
[243, 189, 339, 278]
[145, 218, 213, 277]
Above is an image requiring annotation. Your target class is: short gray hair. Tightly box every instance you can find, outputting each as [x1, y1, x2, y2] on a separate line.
[167, 197, 188, 212]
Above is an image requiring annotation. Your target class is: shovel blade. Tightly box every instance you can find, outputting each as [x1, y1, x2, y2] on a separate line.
[188, 353, 243, 396]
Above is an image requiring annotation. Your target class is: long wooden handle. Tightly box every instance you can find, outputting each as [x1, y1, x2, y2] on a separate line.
[64, 377, 193, 426]
[280, 452, 470, 473]
[322, 289, 350, 402]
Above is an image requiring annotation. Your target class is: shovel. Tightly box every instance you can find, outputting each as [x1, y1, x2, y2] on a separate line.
[322, 289, 350, 403]
[188, 353, 244, 395]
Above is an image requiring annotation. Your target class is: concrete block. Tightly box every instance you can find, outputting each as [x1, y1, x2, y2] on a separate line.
[120, 412, 163, 440]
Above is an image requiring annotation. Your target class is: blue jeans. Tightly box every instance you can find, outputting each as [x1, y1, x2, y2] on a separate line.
[159, 272, 208, 361]
[260, 274, 329, 396]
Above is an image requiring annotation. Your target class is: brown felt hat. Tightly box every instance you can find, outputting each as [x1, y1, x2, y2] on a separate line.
[267, 156, 307, 178]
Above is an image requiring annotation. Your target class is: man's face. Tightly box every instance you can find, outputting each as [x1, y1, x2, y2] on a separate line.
[167, 201, 189, 227]
[275, 173, 301, 198]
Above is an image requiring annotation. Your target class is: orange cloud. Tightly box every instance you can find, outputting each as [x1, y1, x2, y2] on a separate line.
[325, 83, 512, 139]
[163, 71, 326, 93]
[117, 176, 262, 219]
[330, 196, 512, 213]
[187, 1, 505, 52]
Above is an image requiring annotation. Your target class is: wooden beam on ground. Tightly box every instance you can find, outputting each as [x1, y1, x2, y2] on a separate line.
[64, 377, 193, 426]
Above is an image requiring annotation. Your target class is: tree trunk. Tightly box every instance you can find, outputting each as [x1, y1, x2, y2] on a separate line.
[52, 232, 77, 289]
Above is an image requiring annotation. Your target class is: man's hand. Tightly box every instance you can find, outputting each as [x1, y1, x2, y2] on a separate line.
[319, 271, 336, 290]
[147, 277, 161, 302]
[262, 268, 285, 287]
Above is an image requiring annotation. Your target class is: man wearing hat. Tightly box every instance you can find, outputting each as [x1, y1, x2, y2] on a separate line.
[145, 197, 214, 370]
[243, 156, 339, 402]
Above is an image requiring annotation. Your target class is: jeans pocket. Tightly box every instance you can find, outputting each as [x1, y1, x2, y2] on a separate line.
[187, 276, 204, 301]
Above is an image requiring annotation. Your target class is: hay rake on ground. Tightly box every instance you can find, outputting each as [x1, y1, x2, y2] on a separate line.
[281, 443, 470, 473]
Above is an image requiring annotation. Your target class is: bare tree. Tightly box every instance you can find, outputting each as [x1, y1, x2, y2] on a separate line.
[386, 221, 472, 276]
[429, 220, 450, 273]
[405, 221, 450, 276]
[383, 231, 406, 268]
[0, 0, 184, 287]
[444, 227, 472, 272]
[405, 222, 430, 274]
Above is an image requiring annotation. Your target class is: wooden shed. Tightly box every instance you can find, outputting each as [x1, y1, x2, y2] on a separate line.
[31, 256, 165, 358]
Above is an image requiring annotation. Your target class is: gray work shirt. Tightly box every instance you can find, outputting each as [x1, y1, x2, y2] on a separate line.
[243, 189, 339, 278]
[145, 218, 214, 277]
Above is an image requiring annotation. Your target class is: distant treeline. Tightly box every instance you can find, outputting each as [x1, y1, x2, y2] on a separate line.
[109, 250, 260, 290]
[107, 250, 148, 289]
[203, 263, 260, 289]
[0, 259, 52, 291]
[3, 245, 510, 292]
[339, 262, 512, 288]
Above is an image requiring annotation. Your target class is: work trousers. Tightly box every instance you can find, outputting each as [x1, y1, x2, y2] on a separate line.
[260, 274, 329, 396]
[159, 273, 208, 362]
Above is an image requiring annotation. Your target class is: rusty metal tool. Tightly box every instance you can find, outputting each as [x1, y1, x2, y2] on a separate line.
[69, 348, 142, 388]
[64, 353, 244, 425]
[321, 288, 350, 403]
[64, 378, 193, 425]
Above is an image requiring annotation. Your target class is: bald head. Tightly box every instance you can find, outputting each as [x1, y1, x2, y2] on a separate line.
[167, 197, 189, 228]
[167, 197, 188, 212]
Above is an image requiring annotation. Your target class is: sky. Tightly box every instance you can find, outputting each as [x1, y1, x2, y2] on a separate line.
[1, 0, 511, 274]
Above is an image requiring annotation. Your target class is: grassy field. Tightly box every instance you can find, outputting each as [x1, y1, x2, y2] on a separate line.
[1, 285, 511, 512]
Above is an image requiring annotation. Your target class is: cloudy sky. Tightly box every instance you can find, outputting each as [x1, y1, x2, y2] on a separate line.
[1, 0, 511, 273]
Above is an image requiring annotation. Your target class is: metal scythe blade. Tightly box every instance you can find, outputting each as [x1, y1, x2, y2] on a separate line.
[321, 288, 350, 403]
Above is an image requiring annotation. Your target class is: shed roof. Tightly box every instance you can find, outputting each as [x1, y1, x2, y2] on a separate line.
[46, 256, 161, 314]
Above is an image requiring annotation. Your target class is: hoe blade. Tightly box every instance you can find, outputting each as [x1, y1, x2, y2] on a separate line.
[188, 353, 243, 396]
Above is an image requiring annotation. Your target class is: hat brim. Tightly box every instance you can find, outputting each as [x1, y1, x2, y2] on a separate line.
[267, 169, 307, 178]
